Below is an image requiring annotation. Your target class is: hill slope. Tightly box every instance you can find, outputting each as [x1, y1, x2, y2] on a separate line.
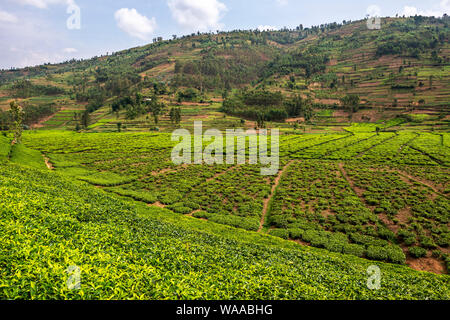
[0, 137, 449, 299]
[0, 16, 449, 131]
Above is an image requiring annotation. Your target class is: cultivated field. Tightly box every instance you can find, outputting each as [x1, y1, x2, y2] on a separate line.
[14, 128, 449, 276]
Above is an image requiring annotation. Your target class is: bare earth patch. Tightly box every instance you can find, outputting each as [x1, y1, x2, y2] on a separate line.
[407, 256, 446, 275]
[149, 202, 166, 209]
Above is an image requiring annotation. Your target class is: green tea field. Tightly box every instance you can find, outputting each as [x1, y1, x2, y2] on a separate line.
[0, 11, 449, 302]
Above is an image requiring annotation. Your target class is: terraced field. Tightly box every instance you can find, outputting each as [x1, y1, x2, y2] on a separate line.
[17, 129, 449, 276]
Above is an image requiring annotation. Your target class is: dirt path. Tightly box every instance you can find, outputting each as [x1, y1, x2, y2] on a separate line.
[407, 145, 445, 166]
[258, 160, 294, 232]
[31, 113, 56, 129]
[338, 163, 365, 199]
[356, 134, 397, 158]
[323, 134, 376, 158]
[394, 169, 447, 199]
[205, 165, 237, 183]
[398, 133, 419, 153]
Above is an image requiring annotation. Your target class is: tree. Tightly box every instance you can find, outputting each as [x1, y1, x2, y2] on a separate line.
[169, 107, 176, 124]
[340, 94, 360, 113]
[256, 112, 265, 128]
[80, 110, 90, 129]
[9, 101, 24, 144]
[117, 122, 122, 132]
[145, 96, 165, 125]
[175, 108, 181, 125]
[303, 106, 314, 121]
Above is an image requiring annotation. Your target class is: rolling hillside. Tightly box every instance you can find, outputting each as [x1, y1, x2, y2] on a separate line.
[0, 16, 449, 133]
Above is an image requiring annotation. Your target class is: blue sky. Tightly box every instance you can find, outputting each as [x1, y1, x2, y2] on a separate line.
[0, 0, 448, 69]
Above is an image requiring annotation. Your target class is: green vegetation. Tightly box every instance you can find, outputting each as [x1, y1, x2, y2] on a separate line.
[1, 147, 449, 299]
[18, 130, 449, 276]
[0, 15, 448, 300]
[222, 90, 312, 123]
[1, 16, 448, 132]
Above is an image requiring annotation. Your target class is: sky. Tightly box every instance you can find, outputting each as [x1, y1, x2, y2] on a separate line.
[0, 0, 448, 69]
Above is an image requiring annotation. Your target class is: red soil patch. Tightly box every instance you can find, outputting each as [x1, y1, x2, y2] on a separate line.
[180, 102, 211, 106]
[333, 110, 350, 118]
[286, 117, 305, 123]
[378, 213, 399, 233]
[396, 207, 412, 225]
[321, 209, 336, 219]
[149, 202, 166, 209]
[314, 98, 340, 105]
[327, 59, 338, 66]
[31, 113, 58, 129]
[407, 256, 446, 275]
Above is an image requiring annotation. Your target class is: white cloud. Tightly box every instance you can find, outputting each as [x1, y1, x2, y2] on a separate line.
[15, 0, 73, 9]
[403, 6, 418, 16]
[114, 8, 157, 40]
[276, 0, 288, 6]
[367, 4, 381, 17]
[63, 47, 77, 53]
[257, 25, 279, 31]
[402, 0, 449, 17]
[168, 0, 227, 31]
[0, 10, 18, 23]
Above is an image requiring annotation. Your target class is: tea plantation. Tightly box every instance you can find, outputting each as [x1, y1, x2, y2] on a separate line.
[0, 136, 450, 299]
[0, 131, 449, 299]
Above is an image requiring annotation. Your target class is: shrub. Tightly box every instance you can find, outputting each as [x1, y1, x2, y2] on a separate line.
[270, 229, 290, 240]
[302, 229, 319, 243]
[404, 236, 417, 246]
[167, 203, 192, 215]
[409, 246, 427, 258]
[398, 229, 417, 245]
[343, 243, 365, 257]
[419, 236, 437, 249]
[192, 210, 209, 219]
[186, 202, 201, 210]
[270, 215, 291, 228]
[377, 227, 396, 242]
[432, 250, 442, 259]
[325, 240, 344, 253]
[159, 190, 182, 205]
[288, 228, 304, 240]
[386, 245, 406, 264]
[445, 255, 450, 272]
[108, 188, 157, 204]
[435, 233, 450, 247]
[310, 235, 328, 249]
[366, 246, 388, 261]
